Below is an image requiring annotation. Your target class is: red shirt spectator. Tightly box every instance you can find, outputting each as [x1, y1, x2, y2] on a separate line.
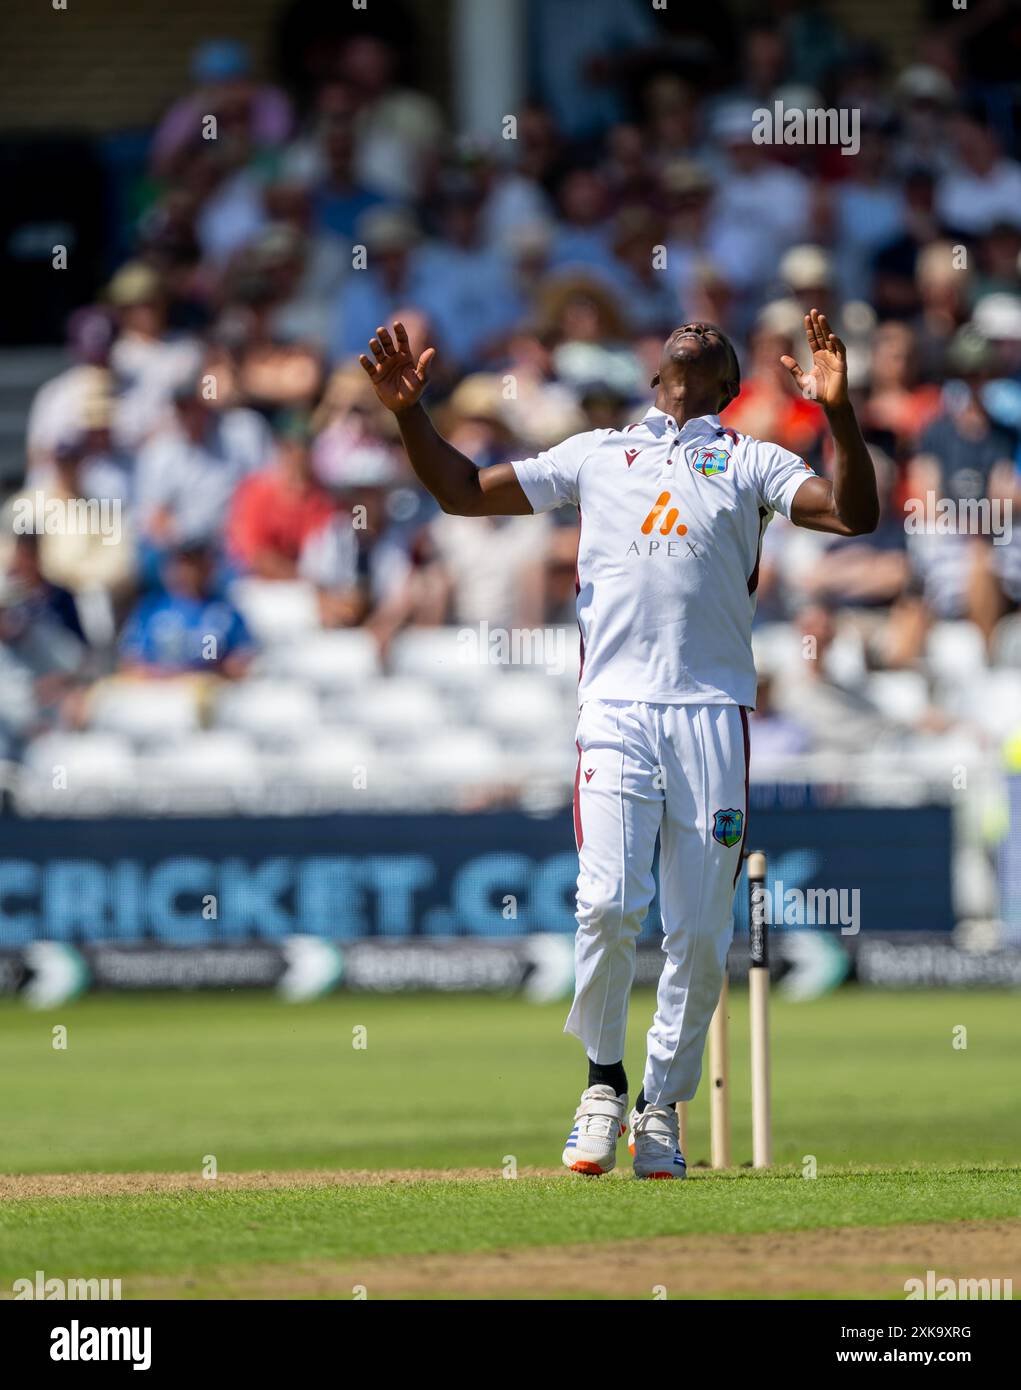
[227, 419, 335, 579]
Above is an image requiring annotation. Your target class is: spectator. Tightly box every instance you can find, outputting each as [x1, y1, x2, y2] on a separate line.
[904, 328, 1018, 639]
[106, 263, 203, 448]
[910, 240, 973, 380]
[773, 603, 900, 755]
[0, 534, 89, 750]
[416, 179, 521, 364]
[529, 0, 660, 142]
[150, 39, 292, 180]
[936, 110, 1021, 237]
[705, 104, 811, 296]
[15, 434, 136, 608]
[118, 541, 254, 679]
[226, 412, 336, 578]
[307, 103, 388, 240]
[26, 307, 118, 469]
[861, 321, 943, 456]
[340, 35, 444, 201]
[330, 207, 432, 362]
[135, 373, 271, 557]
[298, 445, 419, 637]
[749, 673, 812, 762]
[724, 304, 827, 460]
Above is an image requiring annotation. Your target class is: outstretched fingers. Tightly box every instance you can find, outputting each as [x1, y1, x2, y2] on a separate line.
[415, 346, 436, 381]
[358, 353, 377, 378]
[779, 353, 804, 388]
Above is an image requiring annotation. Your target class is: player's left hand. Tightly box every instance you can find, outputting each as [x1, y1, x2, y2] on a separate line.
[780, 308, 849, 410]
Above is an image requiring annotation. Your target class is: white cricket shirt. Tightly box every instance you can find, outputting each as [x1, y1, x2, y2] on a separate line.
[511, 407, 816, 707]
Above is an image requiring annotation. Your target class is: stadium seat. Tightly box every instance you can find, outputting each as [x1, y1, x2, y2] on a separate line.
[389, 627, 494, 688]
[956, 670, 1021, 740]
[215, 680, 321, 742]
[89, 680, 201, 745]
[352, 678, 449, 737]
[926, 622, 988, 684]
[136, 732, 260, 788]
[229, 579, 321, 643]
[412, 730, 508, 785]
[866, 671, 930, 723]
[991, 614, 1021, 669]
[752, 623, 803, 677]
[287, 732, 377, 783]
[259, 629, 381, 689]
[22, 732, 135, 789]
[478, 674, 569, 739]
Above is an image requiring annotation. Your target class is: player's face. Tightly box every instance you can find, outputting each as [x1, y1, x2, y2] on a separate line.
[658, 323, 736, 409]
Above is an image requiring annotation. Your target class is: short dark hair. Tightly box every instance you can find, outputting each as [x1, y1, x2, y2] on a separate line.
[714, 326, 741, 409]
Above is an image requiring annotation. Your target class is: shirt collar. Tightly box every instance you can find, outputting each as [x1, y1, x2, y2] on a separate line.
[642, 407, 723, 439]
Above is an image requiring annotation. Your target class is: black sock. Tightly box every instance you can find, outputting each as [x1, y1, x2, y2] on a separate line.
[588, 1059, 627, 1096]
[635, 1089, 676, 1113]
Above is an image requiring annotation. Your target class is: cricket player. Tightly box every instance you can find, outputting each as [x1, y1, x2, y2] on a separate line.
[361, 312, 878, 1178]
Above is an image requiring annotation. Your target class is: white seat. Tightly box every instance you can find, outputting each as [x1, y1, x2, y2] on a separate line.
[866, 671, 929, 723]
[215, 680, 321, 742]
[926, 621, 987, 684]
[412, 731, 508, 783]
[991, 614, 1021, 669]
[137, 732, 259, 787]
[229, 579, 320, 643]
[23, 733, 135, 789]
[478, 674, 570, 738]
[389, 627, 493, 687]
[752, 623, 802, 677]
[261, 629, 381, 689]
[955, 670, 1021, 739]
[355, 678, 448, 736]
[287, 732, 376, 783]
[89, 680, 200, 744]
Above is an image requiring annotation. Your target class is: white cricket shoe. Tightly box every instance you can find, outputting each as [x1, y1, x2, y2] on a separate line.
[628, 1103, 687, 1180]
[561, 1084, 628, 1175]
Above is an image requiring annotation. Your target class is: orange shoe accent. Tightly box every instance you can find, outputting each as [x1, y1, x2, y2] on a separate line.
[645, 1172, 677, 1180]
[569, 1160, 606, 1175]
[628, 1142, 636, 1155]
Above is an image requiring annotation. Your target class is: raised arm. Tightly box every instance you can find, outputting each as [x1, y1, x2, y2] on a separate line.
[781, 310, 880, 537]
[359, 323, 532, 517]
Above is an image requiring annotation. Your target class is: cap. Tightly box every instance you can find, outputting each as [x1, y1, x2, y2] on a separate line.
[106, 262, 162, 308]
[356, 207, 420, 254]
[780, 244, 832, 290]
[192, 39, 251, 84]
[972, 293, 1021, 343]
[947, 326, 994, 374]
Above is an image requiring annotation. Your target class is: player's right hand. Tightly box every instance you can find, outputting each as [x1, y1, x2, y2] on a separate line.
[358, 321, 436, 414]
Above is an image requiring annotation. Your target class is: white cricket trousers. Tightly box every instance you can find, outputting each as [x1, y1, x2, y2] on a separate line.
[566, 699, 750, 1107]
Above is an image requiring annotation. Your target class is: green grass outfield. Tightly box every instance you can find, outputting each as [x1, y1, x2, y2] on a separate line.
[1, 989, 1019, 1298]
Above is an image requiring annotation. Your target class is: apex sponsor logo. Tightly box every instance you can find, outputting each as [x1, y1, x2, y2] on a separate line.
[625, 492, 697, 557]
[624, 448, 642, 468]
[641, 492, 688, 536]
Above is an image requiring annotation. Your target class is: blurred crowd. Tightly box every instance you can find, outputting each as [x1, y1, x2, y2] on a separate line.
[3, 0, 1021, 790]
